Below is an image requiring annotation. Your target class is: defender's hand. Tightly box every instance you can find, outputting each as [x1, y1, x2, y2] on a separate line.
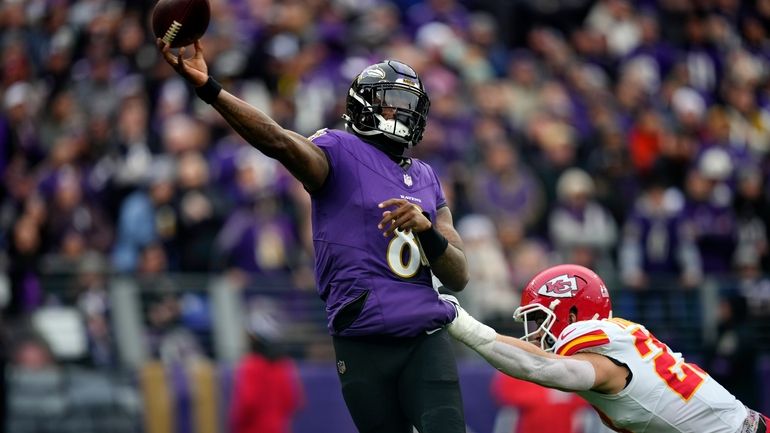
[439, 294, 497, 349]
[377, 198, 431, 237]
[439, 293, 460, 316]
[157, 39, 208, 87]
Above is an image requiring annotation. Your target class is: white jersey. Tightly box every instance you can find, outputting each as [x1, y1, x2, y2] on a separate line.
[553, 318, 747, 433]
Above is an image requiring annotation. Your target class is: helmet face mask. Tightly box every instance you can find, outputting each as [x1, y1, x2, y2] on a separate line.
[513, 264, 613, 352]
[345, 61, 430, 151]
[514, 303, 559, 352]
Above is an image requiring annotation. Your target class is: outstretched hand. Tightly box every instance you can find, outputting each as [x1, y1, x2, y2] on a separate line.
[439, 294, 497, 349]
[157, 39, 208, 87]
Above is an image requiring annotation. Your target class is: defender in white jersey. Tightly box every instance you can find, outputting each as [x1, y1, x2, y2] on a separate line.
[443, 264, 769, 433]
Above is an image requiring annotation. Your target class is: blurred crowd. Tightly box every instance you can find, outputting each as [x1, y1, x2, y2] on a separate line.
[3, 0, 770, 371]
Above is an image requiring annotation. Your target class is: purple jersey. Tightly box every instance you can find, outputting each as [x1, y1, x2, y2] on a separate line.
[310, 129, 456, 337]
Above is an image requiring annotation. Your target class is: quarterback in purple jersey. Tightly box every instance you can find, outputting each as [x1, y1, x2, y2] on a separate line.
[159, 40, 470, 433]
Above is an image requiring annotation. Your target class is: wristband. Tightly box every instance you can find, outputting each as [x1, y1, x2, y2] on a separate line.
[416, 222, 449, 262]
[195, 76, 222, 104]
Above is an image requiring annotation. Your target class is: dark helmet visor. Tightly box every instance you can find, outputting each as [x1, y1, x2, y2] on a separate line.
[373, 88, 422, 111]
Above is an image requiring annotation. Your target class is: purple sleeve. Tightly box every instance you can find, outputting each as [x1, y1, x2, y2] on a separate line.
[309, 128, 340, 191]
[430, 166, 448, 210]
[309, 128, 340, 163]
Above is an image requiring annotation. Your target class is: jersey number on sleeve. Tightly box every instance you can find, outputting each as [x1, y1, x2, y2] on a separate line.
[630, 327, 706, 401]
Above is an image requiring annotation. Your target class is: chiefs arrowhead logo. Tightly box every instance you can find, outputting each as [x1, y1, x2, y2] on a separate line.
[537, 274, 582, 298]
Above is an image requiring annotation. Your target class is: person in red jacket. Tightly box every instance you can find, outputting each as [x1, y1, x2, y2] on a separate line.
[491, 373, 589, 433]
[230, 303, 304, 433]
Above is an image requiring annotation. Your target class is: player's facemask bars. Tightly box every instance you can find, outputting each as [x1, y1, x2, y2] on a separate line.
[514, 304, 559, 352]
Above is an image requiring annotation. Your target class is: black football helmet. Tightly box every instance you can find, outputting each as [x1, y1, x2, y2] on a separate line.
[344, 60, 430, 151]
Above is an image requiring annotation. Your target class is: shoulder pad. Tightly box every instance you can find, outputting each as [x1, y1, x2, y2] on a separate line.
[555, 320, 611, 356]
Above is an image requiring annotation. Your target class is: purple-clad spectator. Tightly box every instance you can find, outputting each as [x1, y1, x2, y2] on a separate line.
[699, 106, 753, 176]
[621, 13, 679, 95]
[570, 26, 614, 75]
[470, 140, 544, 233]
[680, 13, 722, 96]
[611, 69, 649, 132]
[293, 44, 347, 136]
[209, 136, 288, 207]
[618, 176, 702, 326]
[683, 151, 737, 274]
[215, 195, 299, 278]
[538, 81, 579, 129]
[44, 170, 113, 255]
[214, 150, 299, 277]
[412, 82, 474, 165]
[549, 168, 618, 275]
[619, 179, 701, 288]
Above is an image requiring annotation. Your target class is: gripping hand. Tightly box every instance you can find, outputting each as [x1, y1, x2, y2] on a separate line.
[439, 294, 496, 350]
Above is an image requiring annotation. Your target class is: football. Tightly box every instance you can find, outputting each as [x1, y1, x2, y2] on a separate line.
[151, 0, 211, 48]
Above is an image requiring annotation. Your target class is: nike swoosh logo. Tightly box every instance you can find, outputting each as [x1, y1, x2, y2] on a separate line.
[560, 327, 578, 340]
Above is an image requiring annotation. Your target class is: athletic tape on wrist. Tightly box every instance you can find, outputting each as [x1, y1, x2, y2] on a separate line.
[448, 305, 497, 349]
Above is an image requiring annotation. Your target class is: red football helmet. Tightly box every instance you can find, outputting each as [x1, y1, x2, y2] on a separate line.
[513, 264, 612, 351]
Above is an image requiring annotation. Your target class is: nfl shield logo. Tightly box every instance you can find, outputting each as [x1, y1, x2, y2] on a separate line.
[337, 360, 346, 375]
[403, 173, 413, 186]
